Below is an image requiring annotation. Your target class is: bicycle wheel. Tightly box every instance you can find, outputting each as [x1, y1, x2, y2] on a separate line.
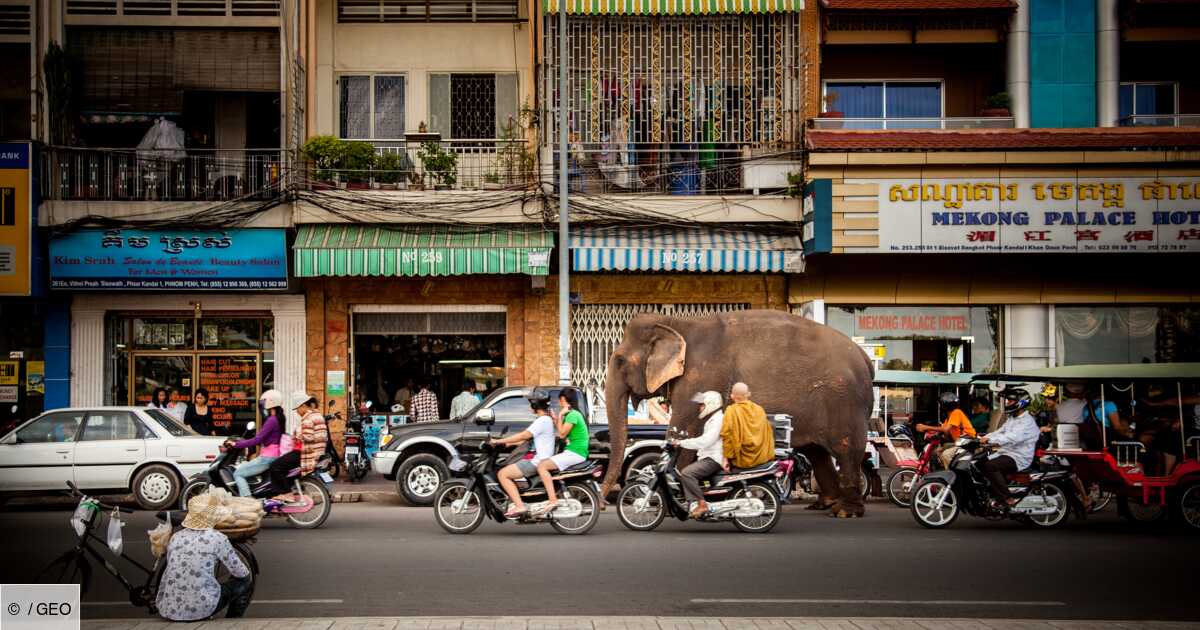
[37, 552, 92, 596]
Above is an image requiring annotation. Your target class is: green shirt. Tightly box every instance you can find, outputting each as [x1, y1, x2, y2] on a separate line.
[969, 412, 990, 435]
[562, 409, 589, 458]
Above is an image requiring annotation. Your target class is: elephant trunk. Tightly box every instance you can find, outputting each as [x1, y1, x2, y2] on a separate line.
[599, 377, 630, 498]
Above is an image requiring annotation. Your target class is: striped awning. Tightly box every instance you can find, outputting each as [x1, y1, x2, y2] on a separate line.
[294, 225, 553, 277]
[571, 226, 804, 273]
[544, 0, 802, 13]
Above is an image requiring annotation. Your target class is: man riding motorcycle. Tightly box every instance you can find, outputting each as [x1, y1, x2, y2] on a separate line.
[673, 391, 726, 519]
[979, 388, 1040, 508]
[488, 390, 557, 519]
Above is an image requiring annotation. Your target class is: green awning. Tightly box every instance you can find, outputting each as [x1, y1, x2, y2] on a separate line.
[874, 370, 978, 386]
[971, 363, 1200, 383]
[294, 225, 553, 277]
[544, 0, 802, 14]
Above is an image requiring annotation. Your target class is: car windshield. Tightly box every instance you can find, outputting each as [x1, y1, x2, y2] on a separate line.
[144, 409, 195, 436]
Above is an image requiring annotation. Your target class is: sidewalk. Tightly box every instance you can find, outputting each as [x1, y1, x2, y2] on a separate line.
[80, 617, 1198, 629]
[329, 474, 399, 504]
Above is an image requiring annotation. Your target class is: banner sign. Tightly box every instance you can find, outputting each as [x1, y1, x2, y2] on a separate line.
[0, 143, 31, 295]
[50, 229, 288, 290]
[853, 176, 1200, 253]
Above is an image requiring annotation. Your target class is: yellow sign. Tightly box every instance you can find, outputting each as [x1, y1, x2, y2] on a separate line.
[0, 360, 18, 385]
[0, 143, 31, 296]
[27, 360, 44, 394]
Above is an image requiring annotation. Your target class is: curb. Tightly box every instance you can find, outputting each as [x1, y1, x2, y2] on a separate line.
[331, 490, 398, 504]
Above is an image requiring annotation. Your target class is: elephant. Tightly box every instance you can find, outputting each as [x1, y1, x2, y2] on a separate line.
[600, 309, 875, 518]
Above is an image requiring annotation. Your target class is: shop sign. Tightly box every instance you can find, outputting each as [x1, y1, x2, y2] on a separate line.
[326, 370, 346, 397]
[0, 143, 32, 296]
[49, 228, 288, 290]
[0, 360, 17, 385]
[26, 361, 44, 394]
[0, 386, 17, 403]
[802, 179, 833, 255]
[856, 314, 970, 335]
[198, 356, 258, 430]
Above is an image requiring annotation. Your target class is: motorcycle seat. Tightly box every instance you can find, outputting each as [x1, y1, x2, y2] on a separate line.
[560, 462, 596, 474]
[726, 461, 777, 475]
[1006, 467, 1034, 483]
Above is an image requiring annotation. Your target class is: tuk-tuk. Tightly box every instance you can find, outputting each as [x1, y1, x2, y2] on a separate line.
[972, 363, 1200, 529]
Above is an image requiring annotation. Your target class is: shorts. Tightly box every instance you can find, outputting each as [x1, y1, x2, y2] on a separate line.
[516, 459, 538, 477]
[549, 451, 587, 471]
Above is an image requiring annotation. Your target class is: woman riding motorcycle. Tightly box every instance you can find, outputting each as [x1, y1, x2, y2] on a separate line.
[226, 389, 286, 497]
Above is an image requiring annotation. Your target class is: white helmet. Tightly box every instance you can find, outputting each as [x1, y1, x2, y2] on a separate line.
[259, 389, 285, 410]
[691, 390, 724, 419]
[288, 390, 317, 411]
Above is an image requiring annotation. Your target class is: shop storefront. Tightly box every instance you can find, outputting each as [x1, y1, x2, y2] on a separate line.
[825, 305, 1001, 373]
[50, 228, 303, 428]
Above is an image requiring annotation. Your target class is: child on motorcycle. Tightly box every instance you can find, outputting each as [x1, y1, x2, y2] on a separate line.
[488, 390, 557, 519]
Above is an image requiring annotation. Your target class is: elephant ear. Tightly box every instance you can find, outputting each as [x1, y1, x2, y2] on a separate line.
[645, 324, 686, 394]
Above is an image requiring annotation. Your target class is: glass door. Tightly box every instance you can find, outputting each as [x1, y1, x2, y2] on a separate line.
[132, 355, 194, 411]
[197, 354, 260, 435]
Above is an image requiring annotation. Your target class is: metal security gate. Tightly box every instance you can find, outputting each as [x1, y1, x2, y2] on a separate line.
[570, 303, 749, 414]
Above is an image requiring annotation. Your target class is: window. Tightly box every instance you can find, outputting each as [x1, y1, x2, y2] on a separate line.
[145, 409, 194, 436]
[826, 305, 1001, 374]
[429, 73, 518, 140]
[1055, 306, 1200, 365]
[81, 412, 146, 441]
[489, 395, 535, 424]
[337, 0, 519, 22]
[16, 412, 85, 444]
[1119, 82, 1178, 125]
[823, 81, 943, 129]
[339, 74, 406, 140]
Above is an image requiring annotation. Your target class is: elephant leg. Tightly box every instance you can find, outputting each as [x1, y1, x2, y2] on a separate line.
[803, 446, 838, 511]
[828, 440, 866, 519]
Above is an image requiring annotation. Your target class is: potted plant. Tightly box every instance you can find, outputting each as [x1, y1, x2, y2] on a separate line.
[981, 91, 1011, 117]
[482, 172, 502, 190]
[341, 141, 377, 189]
[374, 151, 411, 190]
[418, 141, 458, 190]
[492, 104, 537, 188]
[302, 135, 347, 188]
[817, 92, 844, 129]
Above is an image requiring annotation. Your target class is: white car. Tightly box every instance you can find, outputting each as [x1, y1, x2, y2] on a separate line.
[0, 406, 226, 510]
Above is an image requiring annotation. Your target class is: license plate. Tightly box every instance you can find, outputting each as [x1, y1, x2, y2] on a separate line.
[319, 472, 333, 483]
[345, 446, 360, 455]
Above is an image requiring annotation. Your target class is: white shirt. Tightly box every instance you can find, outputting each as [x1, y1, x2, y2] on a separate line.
[678, 410, 724, 465]
[1055, 399, 1086, 424]
[450, 391, 478, 419]
[985, 411, 1040, 471]
[527, 415, 556, 464]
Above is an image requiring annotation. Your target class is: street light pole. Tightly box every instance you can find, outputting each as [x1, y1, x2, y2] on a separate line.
[557, 0, 570, 386]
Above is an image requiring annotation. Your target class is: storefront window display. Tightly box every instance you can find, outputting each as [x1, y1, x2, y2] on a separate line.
[1055, 306, 1200, 366]
[353, 334, 506, 416]
[106, 313, 274, 435]
[826, 305, 1002, 374]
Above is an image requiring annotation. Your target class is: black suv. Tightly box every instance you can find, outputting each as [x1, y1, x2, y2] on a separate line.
[372, 385, 668, 505]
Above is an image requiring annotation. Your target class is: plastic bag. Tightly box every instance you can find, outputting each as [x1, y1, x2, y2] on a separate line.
[148, 520, 173, 559]
[107, 509, 125, 555]
[70, 497, 93, 538]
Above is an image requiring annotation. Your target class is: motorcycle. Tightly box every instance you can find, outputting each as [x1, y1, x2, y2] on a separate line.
[616, 428, 784, 533]
[179, 422, 334, 530]
[324, 401, 343, 480]
[885, 427, 946, 508]
[432, 420, 604, 535]
[342, 406, 370, 483]
[775, 446, 874, 504]
[909, 436, 1086, 529]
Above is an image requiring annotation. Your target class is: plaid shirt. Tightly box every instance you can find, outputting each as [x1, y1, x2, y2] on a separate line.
[298, 411, 328, 475]
[411, 389, 440, 423]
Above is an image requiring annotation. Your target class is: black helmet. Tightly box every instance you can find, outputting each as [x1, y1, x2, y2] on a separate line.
[887, 423, 912, 439]
[1001, 388, 1031, 415]
[527, 388, 552, 411]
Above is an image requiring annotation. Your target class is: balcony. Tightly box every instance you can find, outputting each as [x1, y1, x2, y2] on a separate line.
[551, 146, 799, 196]
[300, 139, 535, 192]
[41, 147, 287, 202]
[65, 0, 279, 25]
[809, 117, 1015, 131]
[1120, 114, 1200, 128]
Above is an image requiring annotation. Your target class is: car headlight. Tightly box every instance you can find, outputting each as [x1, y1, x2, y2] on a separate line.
[380, 433, 395, 448]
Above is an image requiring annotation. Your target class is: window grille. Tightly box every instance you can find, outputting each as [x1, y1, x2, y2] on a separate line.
[428, 73, 519, 140]
[0, 1, 31, 40]
[339, 74, 406, 140]
[337, 0, 518, 22]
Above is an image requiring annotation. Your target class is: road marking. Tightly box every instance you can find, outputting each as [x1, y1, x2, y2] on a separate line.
[690, 599, 1066, 606]
[85, 599, 344, 607]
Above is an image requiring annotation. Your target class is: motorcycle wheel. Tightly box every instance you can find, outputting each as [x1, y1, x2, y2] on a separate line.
[910, 479, 959, 529]
[433, 485, 485, 534]
[178, 479, 211, 511]
[551, 483, 601, 535]
[352, 458, 370, 482]
[731, 482, 782, 534]
[285, 478, 332, 529]
[1088, 484, 1113, 513]
[1023, 483, 1069, 529]
[1119, 496, 1167, 524]
[1175, 483, 1200, 531]
[886, 467, 918, 508]
[616, 482, 666, 532]
[326, 459, 342, 481]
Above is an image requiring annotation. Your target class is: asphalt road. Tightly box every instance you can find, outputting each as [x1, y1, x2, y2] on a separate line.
[2, 495, 1198, 622]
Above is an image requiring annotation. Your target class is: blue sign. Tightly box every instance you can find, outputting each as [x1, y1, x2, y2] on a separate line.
[50, 229, 288, 290]
[0, 143, 29, 169]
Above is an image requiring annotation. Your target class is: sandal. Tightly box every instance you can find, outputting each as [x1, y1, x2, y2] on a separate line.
[503, 505, 527, 519]
[537, 501, 559, 516]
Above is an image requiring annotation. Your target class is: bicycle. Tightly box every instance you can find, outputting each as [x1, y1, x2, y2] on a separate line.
[36, 481, 258, 615]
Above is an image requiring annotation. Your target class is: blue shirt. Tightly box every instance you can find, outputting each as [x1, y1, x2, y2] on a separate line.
[1088, 400, 1119, 428]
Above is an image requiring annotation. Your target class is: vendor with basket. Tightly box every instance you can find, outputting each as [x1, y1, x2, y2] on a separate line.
[156, 493, 252, 621]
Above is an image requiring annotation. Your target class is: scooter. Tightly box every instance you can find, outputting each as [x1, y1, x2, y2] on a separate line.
[432, 417, 603, 535]
[324, 400, 343, 480]
[342, 411, 370, 483]
[179, 422, 335, 530]
[616, 428, 784, 533]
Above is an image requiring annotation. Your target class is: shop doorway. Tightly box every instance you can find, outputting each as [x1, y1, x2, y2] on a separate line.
[912, 339, 972, 373]
[350, 307, 506, 417]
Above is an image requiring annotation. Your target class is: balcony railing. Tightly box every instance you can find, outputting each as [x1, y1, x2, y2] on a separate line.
[42, 147, 288, 202]
[305, 139, 534, 191]
[1120, 114, 1200, 127]
[551, 145, 798, 195]
[809, 117, 1016, 130]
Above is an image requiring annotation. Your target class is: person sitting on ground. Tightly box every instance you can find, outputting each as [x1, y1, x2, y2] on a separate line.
[979, 388, 1040, 508]
[450, 381, 480, 420]
[720, 382, 775, 471]
[269, 391, 328, 501]
[534, 390, 591, 514]
[968, 396, 992, 435]
[488, 390, 557, 519]
[156, 493, 251, 622]
[914, 391, 976, 469]
[674, 391, 726, 519]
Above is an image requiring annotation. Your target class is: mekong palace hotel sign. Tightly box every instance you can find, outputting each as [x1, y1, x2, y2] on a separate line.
[819, 176, 1200, 253]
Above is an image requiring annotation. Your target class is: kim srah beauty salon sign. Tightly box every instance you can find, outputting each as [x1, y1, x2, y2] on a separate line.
[50, 229, 287, 289]
[867, 177, 1200, 253]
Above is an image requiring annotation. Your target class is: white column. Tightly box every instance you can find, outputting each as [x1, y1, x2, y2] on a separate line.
[69, 305, 106, 407]
[1097, 0, 1121, 127]
[270, 295, 308, 401]
[1004, 305, 1051, 372]
[1006, 0, 1031, 128]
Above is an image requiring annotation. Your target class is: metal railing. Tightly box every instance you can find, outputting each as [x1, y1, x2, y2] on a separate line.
[809, 117, 1016, 130]
[1120, 114, 1200, 127]
[41, 147, 288, 202]
[364, 139, 533, 191]
[549, 145, 797, 195]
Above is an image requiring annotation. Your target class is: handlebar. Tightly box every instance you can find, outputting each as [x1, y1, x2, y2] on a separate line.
[65, 481, 134, 513]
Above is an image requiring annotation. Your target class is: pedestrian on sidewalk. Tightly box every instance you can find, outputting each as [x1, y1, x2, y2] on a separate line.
[411, 381, 439, 423]
[450, 381, 479, 419]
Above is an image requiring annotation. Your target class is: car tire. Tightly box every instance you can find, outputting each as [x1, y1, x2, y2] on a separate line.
[396, 454, 449, 506]
[132, 464, 180, 511]
[624, 452, 661, 485]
